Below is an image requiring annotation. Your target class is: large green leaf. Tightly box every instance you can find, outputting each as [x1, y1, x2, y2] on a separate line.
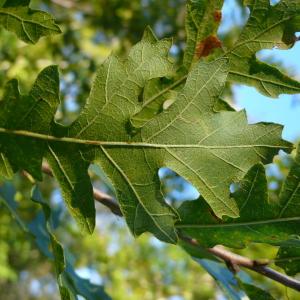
[0, 32, 292, 243]
[226, 0, 300, 97]
[0, 0, 61, 44]
[177, 145, 300, 248]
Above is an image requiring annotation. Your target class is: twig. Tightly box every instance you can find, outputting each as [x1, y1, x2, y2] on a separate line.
[93, 188, 122, 217]
[40, 163, 300, 292]
[179, 235, 300, 291]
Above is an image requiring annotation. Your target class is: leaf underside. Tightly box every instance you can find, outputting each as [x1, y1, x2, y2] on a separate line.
[0, 29, 292, 243]
[130, 0, 300, 133]
[177, 145, 300, 248]
[226, 0, 300, 97]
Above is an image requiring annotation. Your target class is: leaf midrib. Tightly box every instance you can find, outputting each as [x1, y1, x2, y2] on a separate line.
[176, 216, 300, 229]
[0, 127, 291, 150]
[0, 10, 59, 30]
[100, 145, 177, 243]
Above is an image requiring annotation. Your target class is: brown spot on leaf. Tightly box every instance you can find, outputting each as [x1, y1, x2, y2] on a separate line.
[214, 10, 222, 23]
[195, 36, 222, 58]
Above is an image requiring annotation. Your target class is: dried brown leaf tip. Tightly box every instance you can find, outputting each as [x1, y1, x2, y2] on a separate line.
[195, 35, 222, 58]
[214, 10, 222, 23]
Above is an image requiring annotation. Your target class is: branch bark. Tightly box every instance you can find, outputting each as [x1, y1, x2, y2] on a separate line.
[179, 234, 300, 291]
[40, 163, 300, 292]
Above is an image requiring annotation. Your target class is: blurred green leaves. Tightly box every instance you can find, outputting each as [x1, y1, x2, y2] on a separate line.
[0, 182, 111, 300]
[0, 0, 61, 43]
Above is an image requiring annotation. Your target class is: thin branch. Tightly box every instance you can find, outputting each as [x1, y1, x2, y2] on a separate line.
[40, 163, 300, 292]
[93, 188, 122, 217]
[179, 235, 300, 291]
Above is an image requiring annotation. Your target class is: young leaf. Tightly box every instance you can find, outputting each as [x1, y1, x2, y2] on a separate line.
[226, 0, 300, 97]
[0, 36, 292, 243]
[129, 78, 178, 130]
[0, 0, 61, 44]
[177, 145, 300, 248]
[0, 153, 13, 179]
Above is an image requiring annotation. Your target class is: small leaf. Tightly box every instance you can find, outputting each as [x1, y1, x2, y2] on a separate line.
[239, 281, 276, 300]
[195, 259, 245, 300]
[181, 239, 275, 299]
[0, 0, 61, 44]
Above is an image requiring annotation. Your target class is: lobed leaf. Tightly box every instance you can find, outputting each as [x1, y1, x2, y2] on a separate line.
[0, 0, 61, 44]
[0, 33, 292, 243]
[135, 0, 300, 132]
[177, 145, 300, 248]
[226, 0, 300, 97]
